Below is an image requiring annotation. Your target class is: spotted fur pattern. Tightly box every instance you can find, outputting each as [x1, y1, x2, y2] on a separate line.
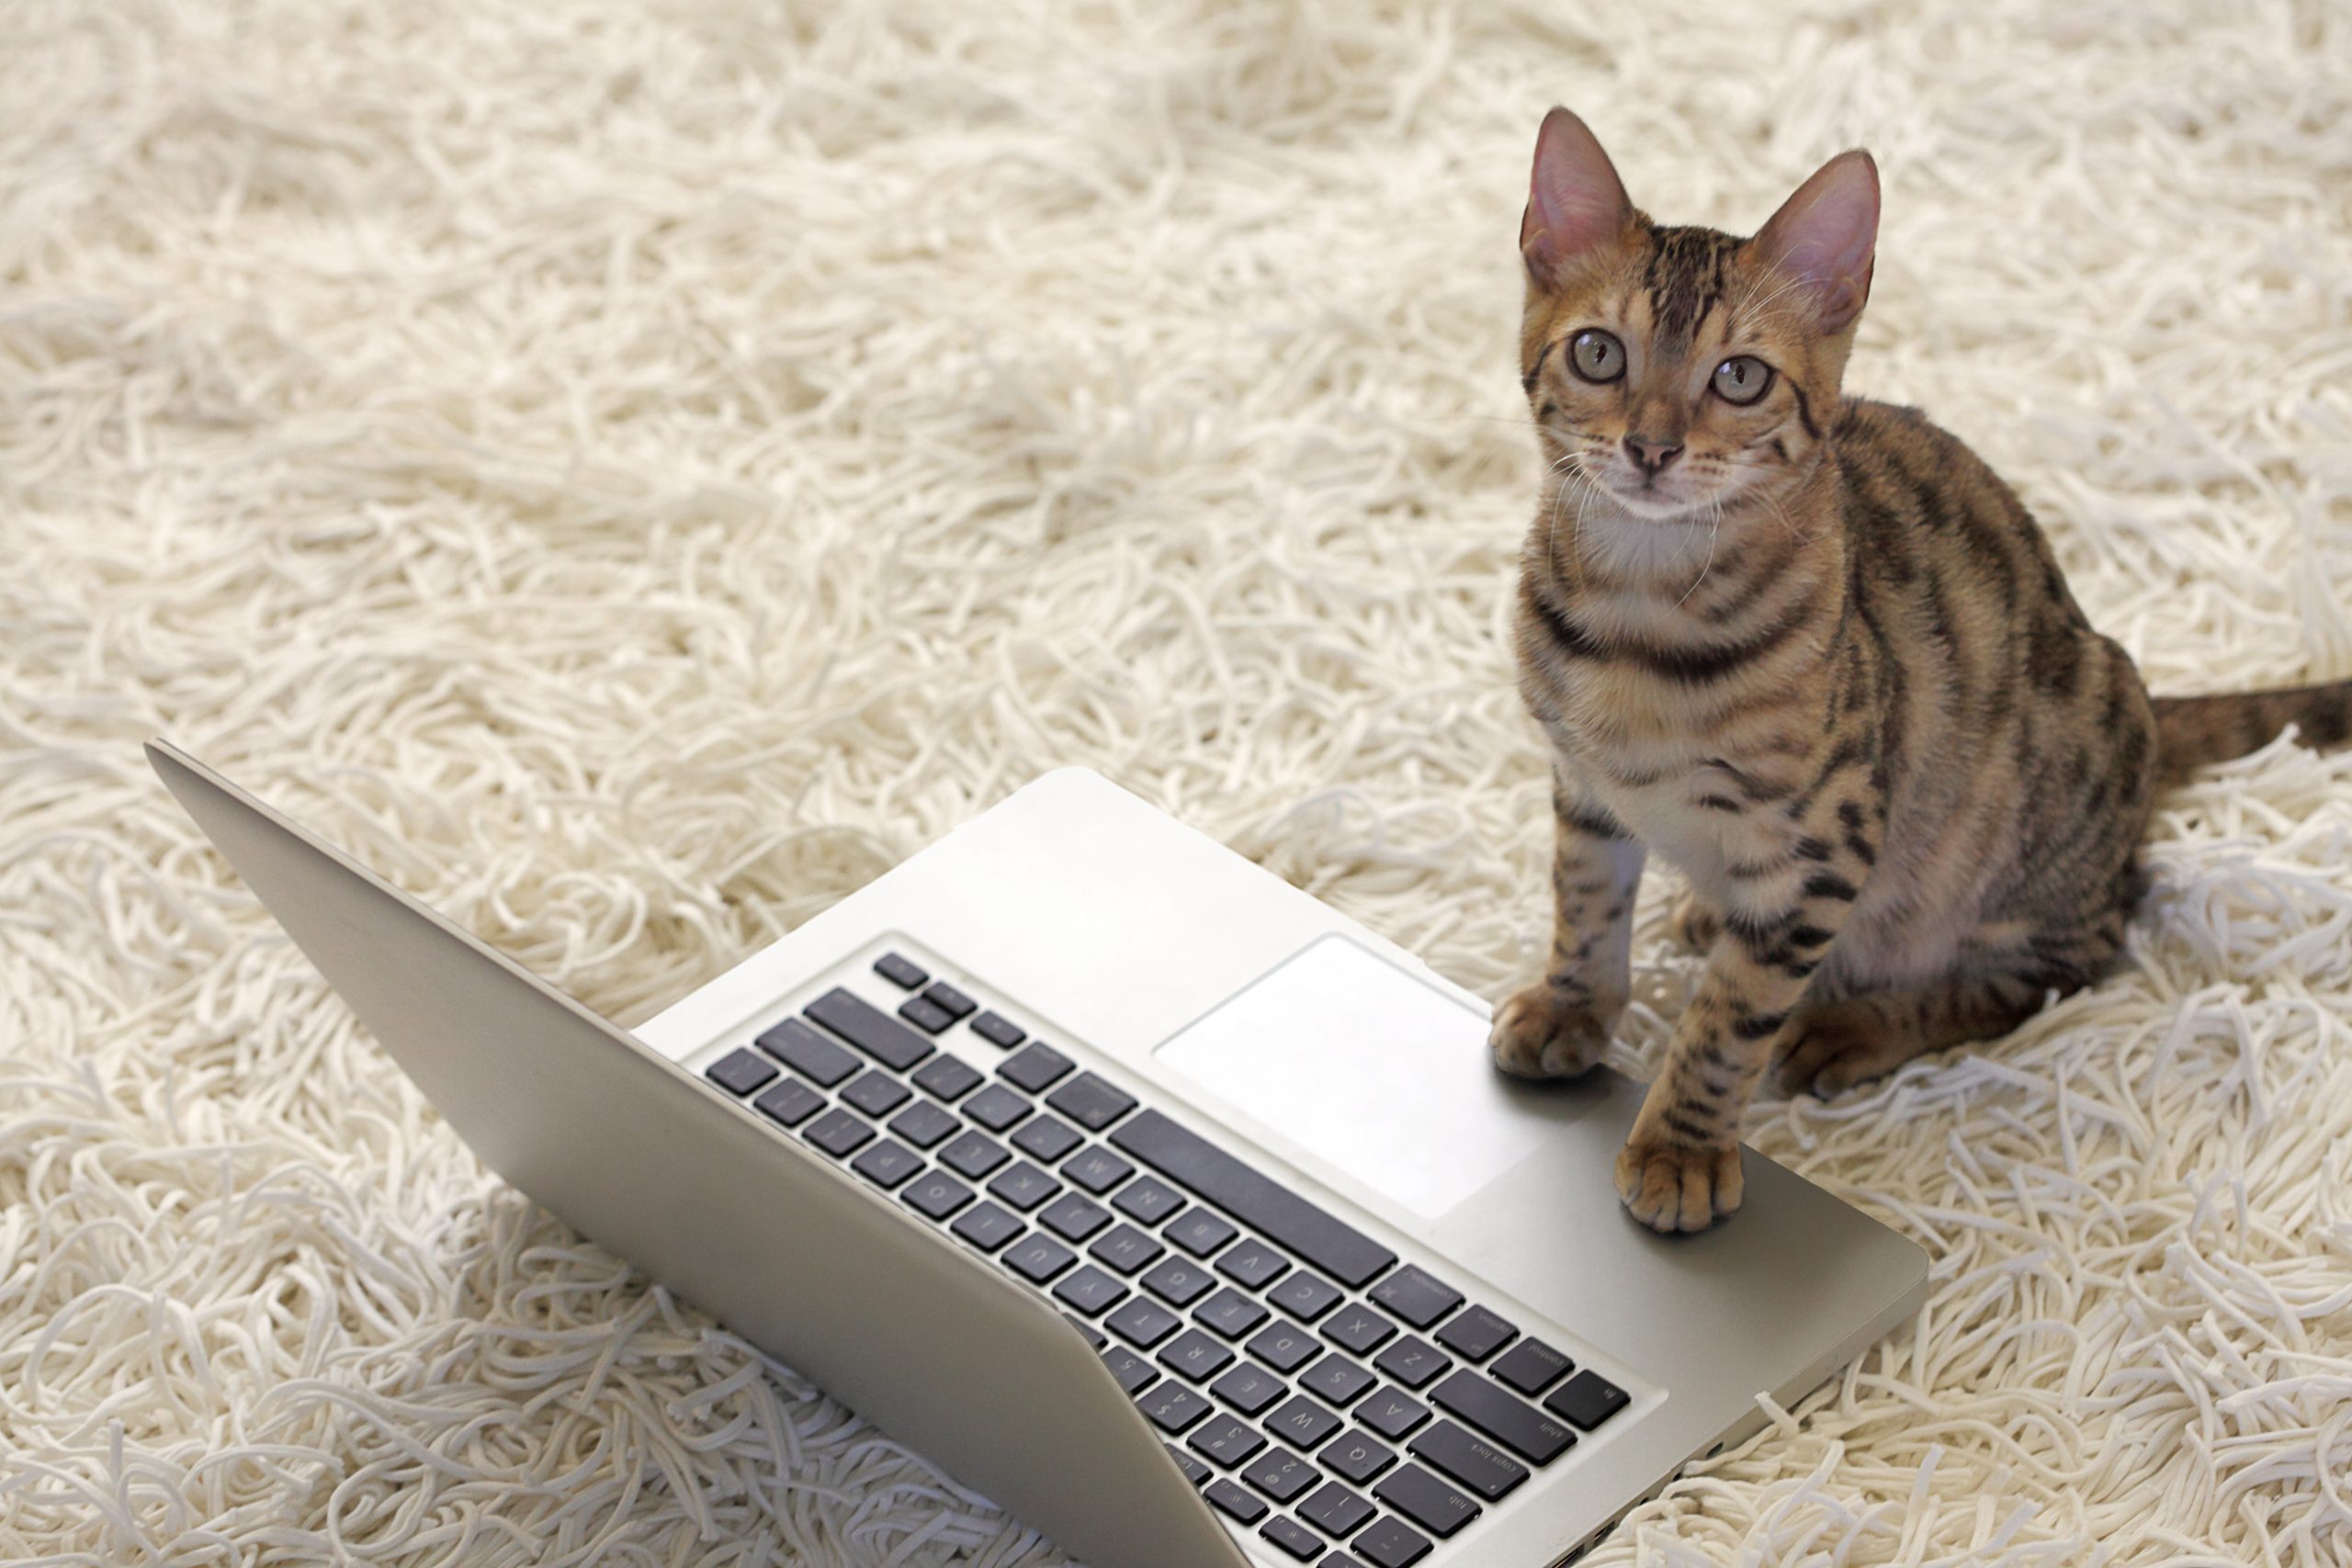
[1493, 111, 2352, 1232]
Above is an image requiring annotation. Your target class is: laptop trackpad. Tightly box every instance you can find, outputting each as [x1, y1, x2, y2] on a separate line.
[1153, 936, 1562, 1221]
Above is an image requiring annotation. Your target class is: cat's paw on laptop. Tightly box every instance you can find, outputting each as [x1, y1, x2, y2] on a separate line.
[1487, 981, 1614, 1080]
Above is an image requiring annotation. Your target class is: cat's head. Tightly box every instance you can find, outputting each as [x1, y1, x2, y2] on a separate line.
[1518, 108, 1878, 523]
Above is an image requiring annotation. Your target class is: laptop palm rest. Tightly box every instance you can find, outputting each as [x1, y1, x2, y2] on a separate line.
[145, 742, 1247, 1568]
[1154, 934, 1594, 1222]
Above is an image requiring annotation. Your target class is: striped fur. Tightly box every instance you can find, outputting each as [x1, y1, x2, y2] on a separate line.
[1494, 113, 2352, 1232]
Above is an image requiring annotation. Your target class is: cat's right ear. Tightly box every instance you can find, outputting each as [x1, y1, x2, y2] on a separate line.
[1521, 108, 1635, 288]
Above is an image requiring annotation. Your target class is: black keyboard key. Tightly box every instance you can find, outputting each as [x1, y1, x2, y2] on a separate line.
[873, 952, 928, 989]
[898, 996, 954, 1033]
[1157, 1328, 1236, 1382]
[1039, 1191, 1112, 1242]
[1065, 1313, 1106, 1349]
[806, 988, 933, 1071]
[1112, 1111, 1396, 1289]
[1089, 1224, 1165, 1276]
[962, 1084, 1033, 1134]
[922, 981, 977, 1020]
[1000, 1043, 1074, 1092]
[1012, 1114, 1083, 1164]
[1355, 1515, 1434, 1567]
[1298, 1476, 1374, 1541]
[851, 1139, 922, 1189]
[1368, 1266, 1463, 1331]
[1195, 1286, 1270, 1339]
[1164, 1208, 1238, 1258]
[1112, 1176, 1185, 1225]
[1374, 1464, 1477, 1539]
[1102, 1344, 1159, 1395]
[970, 1010, 1026, 1049]
[706, 1047, 778, 1096]
[1061, 1145, 1134, 1195]
[987, 1161, 1063, 1213]
[1358, 1386, 1431, 1441]
[1053, 1264, 1130, 1316]
[901, 1171, 974, 1222]
[910, 1054, 983, 1102]
[803, 1109, 875, 1158]
[1408, 1421, 1529, 1501]
[1241, 1446, 1318, 1505]
[1003, 1233, 1078, 1285]
[938, 1130, 1011, 1180]
[1299, 1353, 1376, 1408]
[949, 1201, 1023, 1252]
[1374, 1337, 1451, 1392]
[1297, 1480, 1374, 1540]
[1107, 1295, 1182, 1349]
[1323, 1305, 1399, 1358]
[1267, 1271, 1344, 1323]
[752, 1078, 824, 1128]
[1188, 1413, 1268, 1469]
[761, 1019, 861, 1087]
[1259, 1514, 1324, 1561]
[1317, 1429, 1396, 1485]
[840, 1068, 911, 1119]
[1216, 1238, 1292, 1291]
[1047, 1072, 1137, 1132]
[1204, 1478, 1268, 1525]
[1211, 1360, 1288, 1416]
[1544, 1369, 1631, 1430]
[1435, 1305, 1517, 1363]
[1248, 1319, 1322, 1373]
[1143, 1257, 1217, 1307]
[1166, 1443, 1209, 1483]
[1428, 1371, 1575, 1464]
[887, 1100, 958, 1149]
[1489, 1336, 1570, 1396]
[1138, 1382, 1210, 1434]
[1268, 1393, 1342, 1450]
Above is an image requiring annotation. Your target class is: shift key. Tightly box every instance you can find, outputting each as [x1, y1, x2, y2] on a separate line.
[1408, 1420, 1530, 1501]
[1428, 1371, 1576, 1464]
[806, 988, 934, 1071]
[1110, 1110, 1396, 1289]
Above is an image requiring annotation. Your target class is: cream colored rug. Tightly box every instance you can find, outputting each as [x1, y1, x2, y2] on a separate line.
[5, 0, 2349, 1562]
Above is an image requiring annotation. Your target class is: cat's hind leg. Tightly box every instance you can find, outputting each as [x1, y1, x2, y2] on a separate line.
[1773, 971, 2043, 1097]
[1777, 909, 2130, 1096]
[1668, 889, 1720, 953]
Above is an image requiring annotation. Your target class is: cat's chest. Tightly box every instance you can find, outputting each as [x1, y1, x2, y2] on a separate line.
[1529, 667, 1827, 891]
[1537, 713, 1767, 874]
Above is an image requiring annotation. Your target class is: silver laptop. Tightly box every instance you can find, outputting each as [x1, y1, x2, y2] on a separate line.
[148, 740, 1925, 1568]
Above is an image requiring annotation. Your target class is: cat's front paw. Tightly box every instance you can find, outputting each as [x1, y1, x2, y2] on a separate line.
[1487, 983, 1613, 1079]
[1613, 1133, 1743, 1233]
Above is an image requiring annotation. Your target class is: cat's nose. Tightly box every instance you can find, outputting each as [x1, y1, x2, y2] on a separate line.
[1623, 436, 1685, 478]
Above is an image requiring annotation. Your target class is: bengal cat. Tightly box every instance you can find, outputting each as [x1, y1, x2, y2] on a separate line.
[1492, 108, 2352, 1233]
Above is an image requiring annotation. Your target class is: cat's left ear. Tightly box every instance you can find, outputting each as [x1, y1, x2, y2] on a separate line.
[1749, 150, 1880, 333]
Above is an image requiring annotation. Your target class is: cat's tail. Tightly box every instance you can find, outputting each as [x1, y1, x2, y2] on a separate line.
[2152, 681, 2352, 786]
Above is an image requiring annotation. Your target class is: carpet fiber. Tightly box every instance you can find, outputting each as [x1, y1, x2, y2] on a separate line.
[6, 1, 2350, 1563]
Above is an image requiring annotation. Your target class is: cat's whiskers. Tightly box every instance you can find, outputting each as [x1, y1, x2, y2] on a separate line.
[1674, 494, 1724, 609]
[1552, 455, 1611, 592]
[1723, 268, 1814, 338]
[1715, 458, 1819, 547]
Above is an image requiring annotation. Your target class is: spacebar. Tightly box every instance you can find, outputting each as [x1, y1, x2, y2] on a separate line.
[1109, 1110, 1396, 1288]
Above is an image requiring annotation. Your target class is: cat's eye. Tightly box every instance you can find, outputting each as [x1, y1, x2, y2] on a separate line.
[1568, 330, 1625, 383]
[1712, 355, 1772, 404]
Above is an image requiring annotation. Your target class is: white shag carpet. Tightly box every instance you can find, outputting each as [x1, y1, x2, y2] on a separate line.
[5, 1, 2350, 1563]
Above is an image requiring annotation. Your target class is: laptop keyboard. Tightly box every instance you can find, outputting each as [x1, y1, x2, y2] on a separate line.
[703, 951, 1632, 1565]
